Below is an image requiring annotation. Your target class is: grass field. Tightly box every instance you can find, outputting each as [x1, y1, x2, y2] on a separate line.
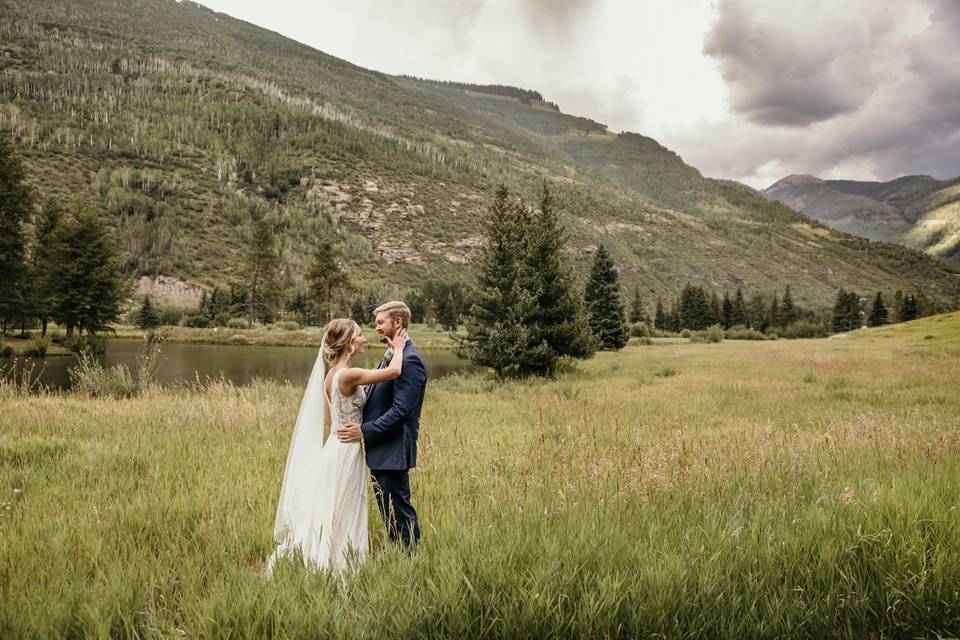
[1, 314, 959, 637]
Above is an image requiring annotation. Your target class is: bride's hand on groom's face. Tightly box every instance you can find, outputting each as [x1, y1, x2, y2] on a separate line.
[388, 327, 408, 351]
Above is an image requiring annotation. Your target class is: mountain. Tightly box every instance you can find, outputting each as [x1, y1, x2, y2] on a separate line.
[2, 0, 959, 312]
[763, 174, 960, 265]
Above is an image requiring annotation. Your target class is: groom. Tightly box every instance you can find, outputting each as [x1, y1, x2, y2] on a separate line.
[337, 300, 427, 548]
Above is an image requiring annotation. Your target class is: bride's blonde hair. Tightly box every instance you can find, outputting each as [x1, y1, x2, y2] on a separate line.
[322, 318, 362, 365]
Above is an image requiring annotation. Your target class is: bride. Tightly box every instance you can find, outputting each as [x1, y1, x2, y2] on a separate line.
[266, 317, 408, 575]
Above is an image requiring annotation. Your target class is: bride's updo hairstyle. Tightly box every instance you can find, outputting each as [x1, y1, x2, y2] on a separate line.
[322, 318, 362, 365]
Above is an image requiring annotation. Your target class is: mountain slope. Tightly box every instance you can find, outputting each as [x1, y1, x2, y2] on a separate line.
[763, 175, 960, 264]
[2, 0, 959, 310]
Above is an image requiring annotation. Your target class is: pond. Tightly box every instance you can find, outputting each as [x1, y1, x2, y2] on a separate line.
[7, 339, 478, 391]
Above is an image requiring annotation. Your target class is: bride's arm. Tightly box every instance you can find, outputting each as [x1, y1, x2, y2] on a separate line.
[339, 328, 407, 391]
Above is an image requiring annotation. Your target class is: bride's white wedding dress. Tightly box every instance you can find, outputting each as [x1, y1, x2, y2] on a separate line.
[267, 357, 368, 575]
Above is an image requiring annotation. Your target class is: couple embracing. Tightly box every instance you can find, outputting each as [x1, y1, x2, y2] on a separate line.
[266, 301, 427, 575]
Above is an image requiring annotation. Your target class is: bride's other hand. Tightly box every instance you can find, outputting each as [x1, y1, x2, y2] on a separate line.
[388, 327, 409, 351]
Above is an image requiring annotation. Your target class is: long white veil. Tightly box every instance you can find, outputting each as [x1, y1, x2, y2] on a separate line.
[267, 345, 328, 574]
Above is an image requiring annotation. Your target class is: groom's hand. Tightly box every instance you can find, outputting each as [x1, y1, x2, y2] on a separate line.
[336, 422, 363, 443]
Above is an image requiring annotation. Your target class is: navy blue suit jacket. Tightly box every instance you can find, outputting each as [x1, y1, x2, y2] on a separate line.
[361, 343, 428, 471]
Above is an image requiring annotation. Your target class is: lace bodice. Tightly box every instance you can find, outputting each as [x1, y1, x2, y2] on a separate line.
[329, 368, 366, 428]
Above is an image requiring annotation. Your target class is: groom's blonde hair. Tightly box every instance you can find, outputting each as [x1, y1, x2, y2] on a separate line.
[374, 300, 411, 329]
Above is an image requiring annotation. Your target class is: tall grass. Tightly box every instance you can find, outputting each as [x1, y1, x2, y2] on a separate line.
[1, 315, 959, 637]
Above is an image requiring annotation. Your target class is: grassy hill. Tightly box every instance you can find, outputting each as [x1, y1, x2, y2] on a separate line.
[763, 175, 960, 266]
[2, 0, 960, 312]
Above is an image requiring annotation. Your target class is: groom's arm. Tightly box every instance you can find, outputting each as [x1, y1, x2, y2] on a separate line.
[359, 353, 426, 446]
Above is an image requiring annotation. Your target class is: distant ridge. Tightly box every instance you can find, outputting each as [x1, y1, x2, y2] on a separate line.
[762, 174, 960, 263]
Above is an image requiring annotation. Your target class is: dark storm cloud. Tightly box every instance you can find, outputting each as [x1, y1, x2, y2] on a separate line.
[702, 0, 886, 127]
[686, 0, 960, 183]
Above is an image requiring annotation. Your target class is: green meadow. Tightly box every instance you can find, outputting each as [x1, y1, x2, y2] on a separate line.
[1, 314, 958, 638]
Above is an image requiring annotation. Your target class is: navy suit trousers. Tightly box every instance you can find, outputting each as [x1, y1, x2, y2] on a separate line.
[371, 469, 420, 548]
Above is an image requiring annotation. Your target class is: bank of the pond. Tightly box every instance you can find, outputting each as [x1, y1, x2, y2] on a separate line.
[107, 322, 459, 350]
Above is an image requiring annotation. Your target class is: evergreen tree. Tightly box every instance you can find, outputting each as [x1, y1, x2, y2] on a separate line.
[306, 239, 350, 324]
[521, 183, 595, 368]
[781, 285, 798, 326]
[899, 294, 918, 322]
[30, 197, 64, 336]
[868, 291, 888, 327]
[49, 205, 125, 335]
[138, 294, 160, 329]
[629, 286, 646, 324]
[0, 135, 32, 335]
[731, 288, 748, 327]
[749, 295, 768, 332]
[892, 289, 904, 322]
[459, 185, 535, 377]
[246, 218, 282, 325]
[768, 293, 781, 331]
[679, 284, 711, 330]
[831, 288, 862, 332]
[709, 291, 721, 328]
[720, 292, 733, 329]
[653, 297, 666, 331]
[583, 243, 628, 350]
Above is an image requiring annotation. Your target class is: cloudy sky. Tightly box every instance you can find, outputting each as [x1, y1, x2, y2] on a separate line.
[195, 0, 960, 188]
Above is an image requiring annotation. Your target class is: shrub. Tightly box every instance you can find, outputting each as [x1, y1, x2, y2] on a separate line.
[703, 324, 724, 343]
[184, 314, 210, 328]
[631, 336, 653, 345]
[69, 352, 138, 398]
[22, 335, 51, 358]
[229, 334, 251, 345]
[276, 320, 300, 331]
[681, 329, 691, 338]
[628, 322, 650, 338]
[65, 334, 107, 355]
[227, 318, 248, 329]
[68, 336, 162, 398]
[1, 345, 13, 358]
[725, 327, 768, 340]
[781, 320, 829, 339]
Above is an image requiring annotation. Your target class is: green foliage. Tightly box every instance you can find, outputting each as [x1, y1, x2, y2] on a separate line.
[48, 205, 126, 335]
[0, 135, 32, 331]
[307, 239, 350, 324]
[831, 289, 863, 332]
[584, 244, 628, 350]
[868, 291, 889, 327]
[137, 294, 160, 329]
[780, 320, 830, 339]
[245, 218, 282, 325]
[461, 184, 592, 376]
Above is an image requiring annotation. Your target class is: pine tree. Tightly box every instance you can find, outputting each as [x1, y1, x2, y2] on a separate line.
[459, 185, 535, 377]
[520, 183, 595, 371]
[680, 284, 711, 330]
[583, 243, 629, 350]
[868, 291, 888, 327]
[246, 218, 282, 325]
[721, 292, 733, 329]
[749, 295, 768, 332]
[306, 239, 350, 324]
[49, 205, 125, 335]
[30, 197, 64, 336]
[831, 288, 862, 332]
[138, 294, 160, 329]
[731, 288, 748, 327]
[654, 297, 666, 331]
[0, 135, 32, 335]
[768, 293, 781, 331]
[900, 294, 918, 322]
[781, 285, 798, 326]
[629, 286, 646, 324]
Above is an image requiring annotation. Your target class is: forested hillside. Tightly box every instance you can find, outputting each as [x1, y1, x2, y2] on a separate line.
[2, 0, 958, 312]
